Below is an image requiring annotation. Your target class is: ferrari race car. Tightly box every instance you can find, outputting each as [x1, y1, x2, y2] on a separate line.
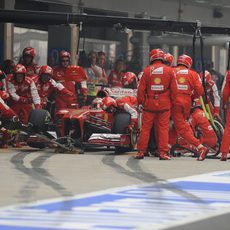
[25, 87, 139, 154]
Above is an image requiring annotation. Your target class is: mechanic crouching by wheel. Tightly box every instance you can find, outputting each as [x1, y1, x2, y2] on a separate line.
[101, 96, 138, 131]
[6, 64, 41, 124]
[190, 98, 217, 149]
[33, 65, 74, 109]
[135, 48, 178, 160]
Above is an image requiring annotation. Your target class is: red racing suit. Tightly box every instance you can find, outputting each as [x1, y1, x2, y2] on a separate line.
[0, 95, 18, 147]
[172, 66, 204, 148]
[0, 95, 17, 120]
[220, 70, 230, 154]
[108, 70, 124, 87]
[6, 75, 41, 123]
[190, 108, 217, 148]
[116, 96, 138, 127]
[53, 66, 87, 111]
[137, 60, 177, 155]
[33, 75, 73, 108]
[19, 61, 39, 78]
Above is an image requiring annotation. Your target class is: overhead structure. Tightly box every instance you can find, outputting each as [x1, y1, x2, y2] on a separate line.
[1, 9, 230, 34]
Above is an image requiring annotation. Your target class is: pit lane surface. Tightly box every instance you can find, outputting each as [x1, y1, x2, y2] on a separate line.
[0, 147, 229, 230]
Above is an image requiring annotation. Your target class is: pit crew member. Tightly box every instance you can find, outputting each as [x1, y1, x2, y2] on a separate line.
[53, 50, 87, 111]
[6, 64, 41, 124]
[172, 54, 208, 161]
[135, 48, 178, 160]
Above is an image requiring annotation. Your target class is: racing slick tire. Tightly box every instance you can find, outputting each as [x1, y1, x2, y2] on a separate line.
[112, 112, 134, 153]
[28, 109, 51, 132]
[207, 119, 224, 157]
[27, 142, 47, 149]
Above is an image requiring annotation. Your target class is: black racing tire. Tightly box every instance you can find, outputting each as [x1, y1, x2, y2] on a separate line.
[112, 112, 132, 153]
[113, 112, 131, 134]
[207, 119, 224, 157]
[28, 109, 51, 132]
[27, 142, 47, 149]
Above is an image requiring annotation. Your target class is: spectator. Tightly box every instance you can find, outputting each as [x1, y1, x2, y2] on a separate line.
[98, 51, 108, 84]
[85, 51, 104, 105]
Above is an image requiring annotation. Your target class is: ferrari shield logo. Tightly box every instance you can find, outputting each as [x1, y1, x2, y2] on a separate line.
[154, 77, 161, 84]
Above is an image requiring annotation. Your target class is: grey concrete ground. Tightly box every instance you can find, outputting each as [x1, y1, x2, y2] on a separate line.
[0, 147, 229, 229]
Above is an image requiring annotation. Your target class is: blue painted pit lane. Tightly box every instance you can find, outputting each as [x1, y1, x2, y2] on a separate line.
[0, 171, 229, 230]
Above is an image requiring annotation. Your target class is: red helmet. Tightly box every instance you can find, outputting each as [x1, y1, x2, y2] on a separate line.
[177, 54, 192, 68]
[59, 50, 71, 59]
[13, 64, 26, 74]
[23, 47, 36, 58]
[91, 97, 103, 109]
[122, 72, 137, 88]
[164, 53, 174, 66]
[193, 98, 201, 108]
[39, 65, 53, 76]
[149, 49, 165, 63]
[101, 96, 117, 113]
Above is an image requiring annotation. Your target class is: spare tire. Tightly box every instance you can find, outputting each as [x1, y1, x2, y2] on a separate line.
[112, 112, 132, 153]
[28, 109, 51, 132]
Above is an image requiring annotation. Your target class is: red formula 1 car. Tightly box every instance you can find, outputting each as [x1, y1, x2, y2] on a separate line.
[54, 87, 139, 153]
[25, 85, 139, 153]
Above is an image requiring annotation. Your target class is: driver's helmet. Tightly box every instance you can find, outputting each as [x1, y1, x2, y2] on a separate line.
[91, 97, 103, 109]
[101, 96, 117, 113]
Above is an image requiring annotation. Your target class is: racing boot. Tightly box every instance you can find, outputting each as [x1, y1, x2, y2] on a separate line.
[134, 152, 145, 159]
[159, 153, 171, 160]
[197, 145, 208, 161]
[220, 152, 228, 161]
